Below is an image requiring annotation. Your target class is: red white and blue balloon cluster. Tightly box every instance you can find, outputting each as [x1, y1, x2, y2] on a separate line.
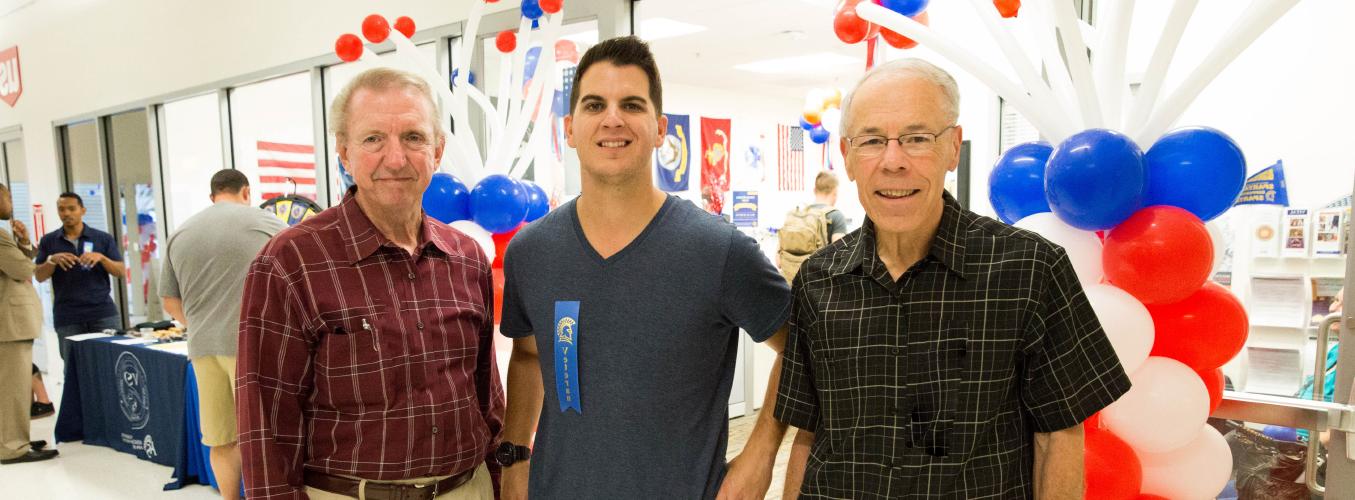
[843, 0, 1303, 498]
[330, 1, 571, 267]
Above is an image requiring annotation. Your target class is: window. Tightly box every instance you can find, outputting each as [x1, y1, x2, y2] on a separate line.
[159, 93, 225, 232]
[229, 72, 317, 206]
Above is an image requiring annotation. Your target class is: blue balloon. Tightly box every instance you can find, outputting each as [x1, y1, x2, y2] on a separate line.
[336, 156, 355, 192]
[520, 0, 543, 20]
[422, 172, 471, 223]
[1045, 128, 1146, 230]
[988, 142, 1053, 224]
[879, 0, 930, 17]
[809, 125, 830, 144]
[799, 117, 814, 131]
[471, 174, 530, 233]
[521, 180, 550, 222]
[1262, 425, 1300, 442]
[1144, 126, 1246, 222]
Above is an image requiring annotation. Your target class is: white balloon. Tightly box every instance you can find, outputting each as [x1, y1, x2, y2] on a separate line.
[1102, 357, 1210, 453]
[1013, 212, 1104, 285]
[1139, 424, 1233, 499]
[819, 107, 843, 137]
[1082, 284, 1154, 374]
[1206, 220, 1227, 275]
[449, 220, 496, 262]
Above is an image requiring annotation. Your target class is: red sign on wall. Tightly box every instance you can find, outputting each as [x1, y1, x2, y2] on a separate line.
[0, 46, 21, 108]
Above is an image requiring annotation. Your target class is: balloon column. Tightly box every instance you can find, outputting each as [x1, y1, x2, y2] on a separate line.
[851, 0, 1301, 498]
[332, 2, 571, 323]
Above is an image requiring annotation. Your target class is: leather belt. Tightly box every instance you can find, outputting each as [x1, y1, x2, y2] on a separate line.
[303, 467, 476, 500]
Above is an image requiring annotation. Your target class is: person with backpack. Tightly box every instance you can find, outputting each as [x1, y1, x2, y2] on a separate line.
[777, 171, 849, 283]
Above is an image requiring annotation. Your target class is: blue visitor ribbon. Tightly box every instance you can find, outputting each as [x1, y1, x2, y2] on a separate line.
[554, 301, 581, 413]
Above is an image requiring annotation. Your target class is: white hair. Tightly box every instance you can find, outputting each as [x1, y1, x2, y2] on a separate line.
[839, 58, 960, 137]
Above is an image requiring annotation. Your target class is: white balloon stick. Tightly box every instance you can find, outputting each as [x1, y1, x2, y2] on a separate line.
[495, 52, 514, 162]
[1134, 0, 1300, 145]
[504, 14, 562, 176]
[389, 31, 484, 181]
[962, 0, 1073, 140]
[1020, 0, 1083, 131]
[1123, 0, 1199, 141]
[1093, 0, 1135, 132]
[500, 17, 534, 169]
[856, 2, 1074, 142]
[1044, 0, 1104, 128]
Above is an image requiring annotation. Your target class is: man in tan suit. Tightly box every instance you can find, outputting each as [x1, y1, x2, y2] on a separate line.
[0, 183, 56, 465]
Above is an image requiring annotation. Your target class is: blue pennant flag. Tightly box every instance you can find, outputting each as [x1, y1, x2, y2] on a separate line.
[655, 113, 691, 192]
[1234, 160, 1289, 207]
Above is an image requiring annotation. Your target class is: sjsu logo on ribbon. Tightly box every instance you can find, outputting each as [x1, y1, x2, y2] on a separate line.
[554, 301, 581, 413]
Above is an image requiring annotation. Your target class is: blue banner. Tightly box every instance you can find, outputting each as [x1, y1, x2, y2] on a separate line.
[1234, 160, 1289, 207]
[655, 113, 691, 192]
[554, 301, 581, 413]
[732, 191, 758, 228]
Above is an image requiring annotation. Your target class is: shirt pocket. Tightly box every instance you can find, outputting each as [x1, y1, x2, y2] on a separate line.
[314, 310, 390, 410]
[815, 343, 902, 450]
[906, 326, 968, 458]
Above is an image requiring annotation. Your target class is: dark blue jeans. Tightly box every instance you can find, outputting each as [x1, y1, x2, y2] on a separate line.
[54, 315, 123, 362]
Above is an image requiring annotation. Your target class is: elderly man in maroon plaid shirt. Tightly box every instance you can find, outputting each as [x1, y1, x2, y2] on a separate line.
[236, 67, 504, 500]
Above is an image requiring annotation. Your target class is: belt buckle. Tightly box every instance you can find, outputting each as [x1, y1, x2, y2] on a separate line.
[413, 479, 438, 500]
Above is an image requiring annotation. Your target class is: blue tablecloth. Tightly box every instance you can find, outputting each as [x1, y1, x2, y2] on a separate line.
[54, 335, 219, 491]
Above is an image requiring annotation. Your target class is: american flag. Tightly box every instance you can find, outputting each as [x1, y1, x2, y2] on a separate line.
[778, 124, 805, 191]
[256, 141, 317, 200]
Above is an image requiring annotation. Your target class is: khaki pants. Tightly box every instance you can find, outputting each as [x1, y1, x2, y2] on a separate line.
[304, 463, 493, 500]
[190, 355, 237, 447]
[0, 340, 33, 460]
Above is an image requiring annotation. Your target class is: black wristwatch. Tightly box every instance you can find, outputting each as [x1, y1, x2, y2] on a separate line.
[494, 441, 531, 466]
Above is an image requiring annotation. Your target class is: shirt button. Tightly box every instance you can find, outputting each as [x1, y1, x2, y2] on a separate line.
[432, 426, 439, 434]
[417, 321, 425, 330]
[407, 272, 416, 280]
[891, 347, 902, 355]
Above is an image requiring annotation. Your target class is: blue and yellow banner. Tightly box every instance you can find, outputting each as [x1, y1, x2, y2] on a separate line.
[655, 113, 690, 192]
[1234, 160, 1289, 207]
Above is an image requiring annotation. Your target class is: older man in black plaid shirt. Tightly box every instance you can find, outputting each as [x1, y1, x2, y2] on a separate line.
[772, 59, 1131, 499]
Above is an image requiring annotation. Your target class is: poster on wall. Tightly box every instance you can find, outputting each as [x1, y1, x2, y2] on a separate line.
[1313, 208, 1347, 257]
[777, 124, 805, 192]
[1251, 210, 1281, 258]
[1248, 274, 1309, 328]
[701, 117, 731, 214]
[1233, 160, 1289, 207]
[732, 191, 758, 228]
[655, 113, 690, 192]
[0, 46, 21, 108]
[1282, 208, 1310, 257]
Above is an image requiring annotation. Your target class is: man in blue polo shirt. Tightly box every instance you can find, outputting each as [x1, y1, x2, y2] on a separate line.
[35, 192, 125, 361]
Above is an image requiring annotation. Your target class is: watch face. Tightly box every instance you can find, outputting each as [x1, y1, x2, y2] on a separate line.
[496, 444, 515, 466]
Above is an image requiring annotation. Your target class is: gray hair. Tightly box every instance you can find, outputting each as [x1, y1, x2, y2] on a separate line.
[329, 67, 443, 141]
[839, 58, 960, 137]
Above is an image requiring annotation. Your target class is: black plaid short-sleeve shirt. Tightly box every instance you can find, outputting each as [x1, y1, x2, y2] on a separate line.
[774, 193, 1131, 499]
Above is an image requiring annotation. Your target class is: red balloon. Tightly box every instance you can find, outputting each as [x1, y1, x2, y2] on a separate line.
[1146, 281, 1248, 371]
[335, 34, 364, 62]
[1135, 496, 1170, 500]
[492, 267, 505, 324]
[495, 30, 517, 53]
[1196, 366, 1225, 414]
[362, 14, 391, 44]
[1085, 426, 1142, 500]
[540, 0, 563, 14]
[994, 0, 1021, 18]
[1084, 411, 1103, 430]
[555, 39, 579, 63]
[880, 11, 927, 49]
[491, 224, 522, 269]
[1103, 206, 1213, 304]
[833, 0, 874, 44]
[393, 16, 416, 39]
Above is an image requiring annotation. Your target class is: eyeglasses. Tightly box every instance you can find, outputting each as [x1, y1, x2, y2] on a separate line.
[845, 125, 957, 158]
[354, 132, 434, 153]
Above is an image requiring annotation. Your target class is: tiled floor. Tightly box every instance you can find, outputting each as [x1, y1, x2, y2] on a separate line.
[3, 361, 798, 499]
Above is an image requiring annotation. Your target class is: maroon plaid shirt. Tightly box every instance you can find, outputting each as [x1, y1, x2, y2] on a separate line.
[236, 191, 504, 499]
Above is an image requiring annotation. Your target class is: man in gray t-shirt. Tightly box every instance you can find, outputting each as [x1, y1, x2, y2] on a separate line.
[159, 169, 285, 500]
[499, 37, 792, 500]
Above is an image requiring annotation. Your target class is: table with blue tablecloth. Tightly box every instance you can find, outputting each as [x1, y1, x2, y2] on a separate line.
[54, 334, 221, 491]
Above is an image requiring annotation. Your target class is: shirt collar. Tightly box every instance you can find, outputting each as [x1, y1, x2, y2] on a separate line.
[339, 186, 455, 264]
[831, 191, 971, 280]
